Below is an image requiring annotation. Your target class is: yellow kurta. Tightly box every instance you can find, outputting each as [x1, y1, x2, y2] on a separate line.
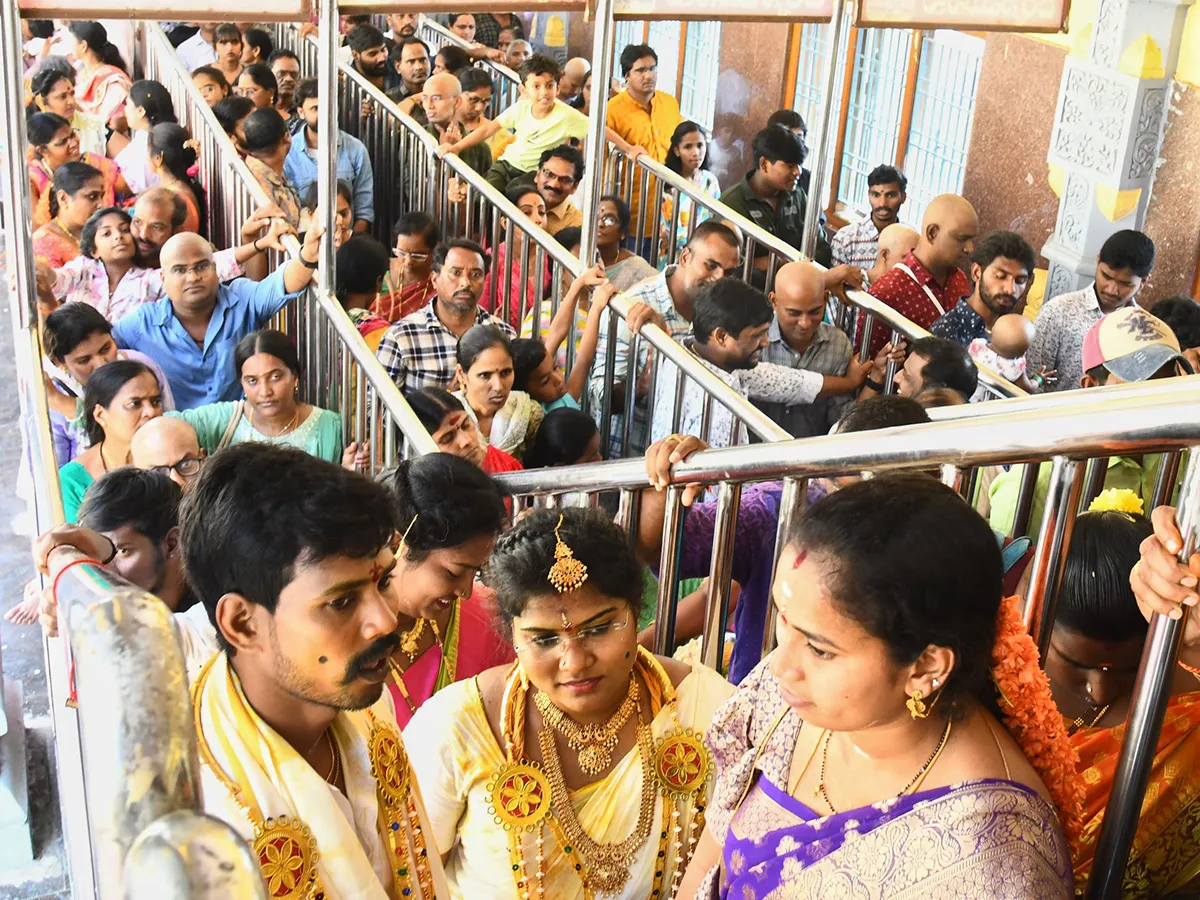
[405, 660, 733, 900]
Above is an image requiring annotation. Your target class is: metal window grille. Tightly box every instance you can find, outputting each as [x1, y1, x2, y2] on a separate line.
[646, 20, 683, 95]
[679, 22, 721, 129]
[837, 28, 912, 216]
[903, 30, 985, 224]
[792, 23, 832, 135]
[612, 20, 642, 81]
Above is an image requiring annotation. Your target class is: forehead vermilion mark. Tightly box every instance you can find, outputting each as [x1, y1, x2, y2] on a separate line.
[791, 547, 808, 570]
[369, 561, 384, 582]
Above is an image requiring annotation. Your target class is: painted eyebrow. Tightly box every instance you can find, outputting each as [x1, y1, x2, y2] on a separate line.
[519, 606, 618, 633]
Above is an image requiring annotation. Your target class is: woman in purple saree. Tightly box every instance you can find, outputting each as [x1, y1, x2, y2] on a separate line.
[679, 475, 1082, 898]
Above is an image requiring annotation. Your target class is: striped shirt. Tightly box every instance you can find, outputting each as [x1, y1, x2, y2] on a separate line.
[376, 299, 515, 395]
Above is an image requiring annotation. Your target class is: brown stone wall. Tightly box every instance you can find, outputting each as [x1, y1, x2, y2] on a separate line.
[962, 33, 1065, 268]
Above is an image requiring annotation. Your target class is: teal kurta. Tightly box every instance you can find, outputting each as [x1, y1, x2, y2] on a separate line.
[171, 402, 345, 464]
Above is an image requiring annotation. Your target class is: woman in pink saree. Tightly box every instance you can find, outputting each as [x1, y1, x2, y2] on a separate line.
[679, 475, 1082, 899]
[378, 453, 513, 728]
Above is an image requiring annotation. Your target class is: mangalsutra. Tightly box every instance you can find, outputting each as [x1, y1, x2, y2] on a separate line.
[399, 616, 442, 663]
[1067, 703, 1110, 736]
[534, 675, 639, 776]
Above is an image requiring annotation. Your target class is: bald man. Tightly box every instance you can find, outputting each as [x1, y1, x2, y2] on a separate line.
[131, 416, 205, 490]
[867, 223, 919, 286]
[758, 260, 859, 436]
[419, 72, 493, 177]
[558, 57, 589, 104]
[860, 193, 977, 358]
[112, 225, 322, 409]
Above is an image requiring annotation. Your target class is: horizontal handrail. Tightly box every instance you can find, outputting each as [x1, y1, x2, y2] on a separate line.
[416, 16, 521, 115]
[494, 390, 1200, 494]
[927, 372, 1200, 420]
[619, 150, 1026, 400]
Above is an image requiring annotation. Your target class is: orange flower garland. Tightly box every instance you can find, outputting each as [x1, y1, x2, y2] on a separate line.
[991, 595, 1086, 838]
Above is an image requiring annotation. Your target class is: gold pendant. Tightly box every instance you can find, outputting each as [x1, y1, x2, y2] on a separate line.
[487, 761, 553, 832]
[252, 815, 319, 900]
[654, 729, 713, 797]
[399, 618, 426, 662]
[577, 743, 610, 775]
[368, 723, 411, 810]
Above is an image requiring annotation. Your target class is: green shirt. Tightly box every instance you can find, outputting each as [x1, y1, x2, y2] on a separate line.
[59, 460, 95, 525]
[720, 171, 832, 266]
[170, 402, 345, 464]
[494, 97, 588, 173]
[988, 454, 1171, 538]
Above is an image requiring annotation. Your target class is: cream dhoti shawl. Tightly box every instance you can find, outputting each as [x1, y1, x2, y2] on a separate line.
[194, 652, 450, 899]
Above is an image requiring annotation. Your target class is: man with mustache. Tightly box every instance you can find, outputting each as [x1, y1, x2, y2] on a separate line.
[387, 36, 431, 103]
[113, 226, 321, 409]
[61, 443, 443, 897]
[830, 164, 909, 282]
[376, 239, 515, 394]
[932, 230, 1035, 347]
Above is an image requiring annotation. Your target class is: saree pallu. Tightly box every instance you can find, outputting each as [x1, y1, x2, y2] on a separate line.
[406, 660, 734, 900]
[716, 776, 1073, 899]
[75, 65, 130, 124]
[31, 153, 121, 229]
[372, 275, 435, 323]
[387, 587, 514, 728]
[702, 655, 1074, 899]
[1072, 691, 1200, 898]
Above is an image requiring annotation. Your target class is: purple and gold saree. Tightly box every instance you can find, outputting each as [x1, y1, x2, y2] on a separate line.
[699, 656, 1075, 899]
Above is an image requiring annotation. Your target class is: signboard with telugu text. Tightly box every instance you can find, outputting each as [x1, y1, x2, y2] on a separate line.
[857, 0, 1070, 32]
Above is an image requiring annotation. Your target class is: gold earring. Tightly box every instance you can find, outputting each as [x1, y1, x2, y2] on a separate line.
[906, 689, 928, 720]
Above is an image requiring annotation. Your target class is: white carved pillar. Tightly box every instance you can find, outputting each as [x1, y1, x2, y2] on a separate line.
[1042, 0, 1192, 298]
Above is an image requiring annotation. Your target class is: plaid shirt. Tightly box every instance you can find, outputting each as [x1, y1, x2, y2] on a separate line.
[588, 267, 693, 456]
[830, 216, 880, 272]
[473, 13, 525, 48]
[757, 320, 853, 437]
[376, 299, 515, 394]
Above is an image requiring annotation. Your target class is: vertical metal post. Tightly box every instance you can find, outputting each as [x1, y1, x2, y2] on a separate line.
[1079, 456, 1109, 511]
[701, 482, 742, 671]
[1085, 450, 1200, 899]
[1011, 462, 1041, 539]
[579, 0, 617, 265]
[652, 486, 687, 656]
[761, 476, 806, 658]
[318, 0, 340, 292]
[1152, 450, 1184, 508]
[800, 0, 849, 259]
[1022, 457, 1085, 658]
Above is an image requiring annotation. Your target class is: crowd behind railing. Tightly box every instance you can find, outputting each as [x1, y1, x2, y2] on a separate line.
[6, 9, 1200, 900]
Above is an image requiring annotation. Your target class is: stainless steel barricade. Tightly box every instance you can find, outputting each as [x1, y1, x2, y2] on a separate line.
[144, 23, 437, 467]
[416, 16, 522, 116]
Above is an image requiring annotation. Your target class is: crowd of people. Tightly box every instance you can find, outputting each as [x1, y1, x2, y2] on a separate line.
[13, 12, 1200, 900]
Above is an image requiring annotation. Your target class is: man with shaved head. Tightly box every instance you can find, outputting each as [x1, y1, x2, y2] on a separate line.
[868, 223, 920, 286]
[860, 192, 977, 358]
[558, 57, 589, 105]
[757, 261, 859, 436]
[131, 416, 205, 490]
[112, 225, 322, 409]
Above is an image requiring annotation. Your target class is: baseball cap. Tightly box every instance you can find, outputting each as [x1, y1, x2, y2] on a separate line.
[1081, 306, 1193, 382]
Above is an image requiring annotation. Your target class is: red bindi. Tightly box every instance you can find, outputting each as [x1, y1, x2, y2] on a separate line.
[791, 547, 808, 570]
[369, 562, 384, 582]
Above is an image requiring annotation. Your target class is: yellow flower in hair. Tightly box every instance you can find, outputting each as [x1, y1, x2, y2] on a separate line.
[1088, 488, 1144, 516]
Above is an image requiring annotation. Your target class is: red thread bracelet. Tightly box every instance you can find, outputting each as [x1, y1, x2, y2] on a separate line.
[1179, 660, 1200, 682]
[51, 557, 103, 608]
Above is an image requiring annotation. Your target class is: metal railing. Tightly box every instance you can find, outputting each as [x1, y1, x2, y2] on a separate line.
[144, 24, 437, 465]
[602, 146, 1026, 402]
[416, 16, 522, 116]
[271, 21, 791, 462]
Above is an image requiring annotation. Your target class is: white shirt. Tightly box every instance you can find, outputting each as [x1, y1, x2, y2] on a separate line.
[176, 31, 217, 72]
[650, 341, 823, 448]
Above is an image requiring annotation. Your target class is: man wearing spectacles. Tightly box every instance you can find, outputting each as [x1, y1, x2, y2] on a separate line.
[528, 144, 583, 236]
[113, 226, 323, 410]
[131, 416, 206, 490]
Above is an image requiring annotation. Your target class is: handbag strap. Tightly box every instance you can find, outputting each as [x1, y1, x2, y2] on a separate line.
[894, 262, 946, 317]
[216, 402, 244, 452]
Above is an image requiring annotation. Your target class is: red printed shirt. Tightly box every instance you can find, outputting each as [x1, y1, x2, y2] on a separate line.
[858, 251, 971, 358]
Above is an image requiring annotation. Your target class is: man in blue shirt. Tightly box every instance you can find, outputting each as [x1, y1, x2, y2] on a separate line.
[113, 227, 322, 410]
[284, 79, 374, 232]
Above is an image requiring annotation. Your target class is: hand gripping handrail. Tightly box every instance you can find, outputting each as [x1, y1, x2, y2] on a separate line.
[145, 24, 438, 461]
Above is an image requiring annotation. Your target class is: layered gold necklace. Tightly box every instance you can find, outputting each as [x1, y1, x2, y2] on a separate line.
[485, 648, 712, 900]
[399, 616, 441, 662]
[534, 675, 639, 775]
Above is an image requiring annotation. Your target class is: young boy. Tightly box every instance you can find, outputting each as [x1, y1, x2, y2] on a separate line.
[439, 54, 643, 192]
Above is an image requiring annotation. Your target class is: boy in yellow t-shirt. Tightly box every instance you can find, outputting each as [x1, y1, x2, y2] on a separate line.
[438, 54, 645, 194]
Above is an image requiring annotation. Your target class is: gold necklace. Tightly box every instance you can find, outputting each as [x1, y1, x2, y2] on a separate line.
[539, 718, 657, 895]
[251, 401, 300, 437]
[815, 718, 953, 815]
[398, 616, 441, 663]
[1067, 703, 1111, 736]
[324, 729, 341, 785]
[533, 675, 639, 776]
